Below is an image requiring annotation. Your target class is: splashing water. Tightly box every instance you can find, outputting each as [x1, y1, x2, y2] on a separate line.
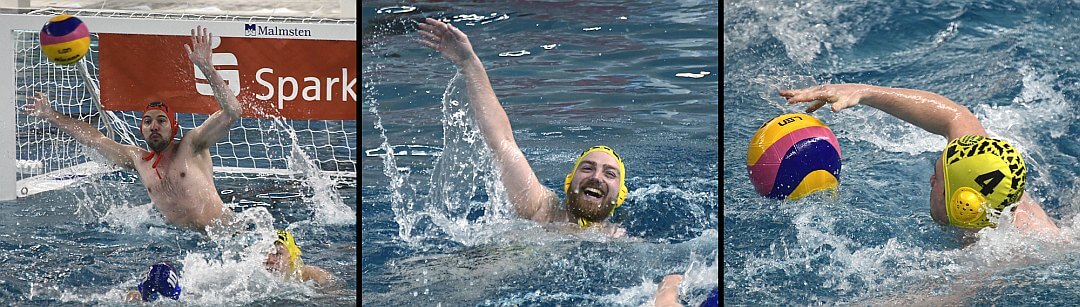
[371, 69, 517, 247]
[423, 71, 515, 246]
[176, 207, 307, 305]
[364, 57, 425, 243]
[267, 115, 355, 225]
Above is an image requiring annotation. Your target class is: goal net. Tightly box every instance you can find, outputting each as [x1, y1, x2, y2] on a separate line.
[8, 8, 356, 198]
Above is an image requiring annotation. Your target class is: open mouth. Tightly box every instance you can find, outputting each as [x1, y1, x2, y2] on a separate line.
[583, 187, 605, 199]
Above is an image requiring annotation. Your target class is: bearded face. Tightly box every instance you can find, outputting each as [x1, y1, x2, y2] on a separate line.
[141, 109, 172, 152]
[565, 152, 621, 222]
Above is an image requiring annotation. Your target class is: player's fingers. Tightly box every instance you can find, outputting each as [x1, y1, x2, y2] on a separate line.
[417, 22, 434, 32]
[782, 89, 813, 102]
[424, 18, 446, 30]
[419, 30, 439, 41]
[418, 39, 438, 50]
[831, 99, 854, 112]
[445, 23, 464, 37]
[796, 91, 828, 103]
[805, 100, 826, 113]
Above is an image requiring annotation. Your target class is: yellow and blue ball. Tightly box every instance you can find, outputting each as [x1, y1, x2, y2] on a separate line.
[746, 113, 842, 200]
[39, 14, 90, 65]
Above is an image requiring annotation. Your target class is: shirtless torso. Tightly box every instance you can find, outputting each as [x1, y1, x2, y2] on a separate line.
[23, 26, 240, 234]
[133, 140, 225, 230]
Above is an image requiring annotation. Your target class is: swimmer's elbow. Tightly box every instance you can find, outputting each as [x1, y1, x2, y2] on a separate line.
[222, 105, 242, 121]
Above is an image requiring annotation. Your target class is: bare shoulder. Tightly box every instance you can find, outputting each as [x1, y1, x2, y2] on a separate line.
[300, 264, 335, 287]
[529, 188, 564, 223]
[174, 137, 213, 158]
[1012, 193, 1060, 235]
[944, 116, 988, 141]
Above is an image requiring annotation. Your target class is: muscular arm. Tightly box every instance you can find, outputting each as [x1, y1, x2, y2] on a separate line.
[182, 26, 242, 151]
[458, 58, 559, 221]
[419, 18, 558, 222]
[781, 84, 987, 140]
[24, 92, 139, 170]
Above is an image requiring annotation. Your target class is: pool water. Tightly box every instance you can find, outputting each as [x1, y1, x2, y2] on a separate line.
[363, 1, 719, 306]
[0, 168, 356, 305]
[725, 0, 1080, 304]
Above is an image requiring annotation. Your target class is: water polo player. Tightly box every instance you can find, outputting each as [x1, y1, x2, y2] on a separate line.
[265, 229, 335, 287]
[22, 26, 241, 234]
[780, 83, 1059, 234]
[418, 18, 627, 236]
[125, 262, 182, 302]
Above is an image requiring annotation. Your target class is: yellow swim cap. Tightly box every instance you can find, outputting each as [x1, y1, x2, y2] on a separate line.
[275, 229, 303, 272]
[564, 145, 628, 226]
[941, 135, 1026, 229]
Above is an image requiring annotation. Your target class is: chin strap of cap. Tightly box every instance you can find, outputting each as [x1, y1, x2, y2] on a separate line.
[142, 151, 165, 180]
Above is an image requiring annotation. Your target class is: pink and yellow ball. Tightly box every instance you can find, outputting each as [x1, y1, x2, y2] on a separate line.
[746, 113, 842, 200]
[39, 14, 90, 65]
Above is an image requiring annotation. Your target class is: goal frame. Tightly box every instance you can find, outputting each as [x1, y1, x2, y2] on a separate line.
[0, 11, 356, 200]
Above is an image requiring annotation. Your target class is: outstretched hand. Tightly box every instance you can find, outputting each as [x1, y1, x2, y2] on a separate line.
[184, 25, 214, 70]
[417, 18, 478, 67]
[23, 92, 56, 118]
[779, 84, 866, 113]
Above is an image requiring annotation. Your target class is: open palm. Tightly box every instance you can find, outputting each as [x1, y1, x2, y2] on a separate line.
[418, 18, 478, 67]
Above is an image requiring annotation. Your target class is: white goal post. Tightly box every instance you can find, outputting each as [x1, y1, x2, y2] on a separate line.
[0, 9, 356, 200]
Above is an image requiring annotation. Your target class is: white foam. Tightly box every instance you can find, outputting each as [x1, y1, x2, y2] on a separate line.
[832, 108, 945, 155]
[602, 232, 718, 306]
[975, 64, 1073, 190]
[100, 202, 161, 231]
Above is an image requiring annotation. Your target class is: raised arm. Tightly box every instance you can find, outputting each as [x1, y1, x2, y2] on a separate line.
[182, 26, 242, 151]
[418, 18, 558, 222]
[23, 92, 140, 170]
[780, 84, 987, 140]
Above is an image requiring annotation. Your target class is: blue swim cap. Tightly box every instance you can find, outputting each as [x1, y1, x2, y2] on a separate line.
[137, 262, 181, 302]
[699, 288, 718, 307]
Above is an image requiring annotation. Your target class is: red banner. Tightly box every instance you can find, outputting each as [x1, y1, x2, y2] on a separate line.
[98, 33, 356, 120]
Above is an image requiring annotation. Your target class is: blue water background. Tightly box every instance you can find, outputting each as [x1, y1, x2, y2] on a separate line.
[363, 1, 719, 306]
[725, 0, 1080, 305]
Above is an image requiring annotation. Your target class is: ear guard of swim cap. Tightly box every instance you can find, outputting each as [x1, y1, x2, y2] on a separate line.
[941, 135, 1026, 229]
[947, 186, 990, 226]
[276, 229, 303, 271]
[564, 146, 628, 211]
[138, 262, 181, 302]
